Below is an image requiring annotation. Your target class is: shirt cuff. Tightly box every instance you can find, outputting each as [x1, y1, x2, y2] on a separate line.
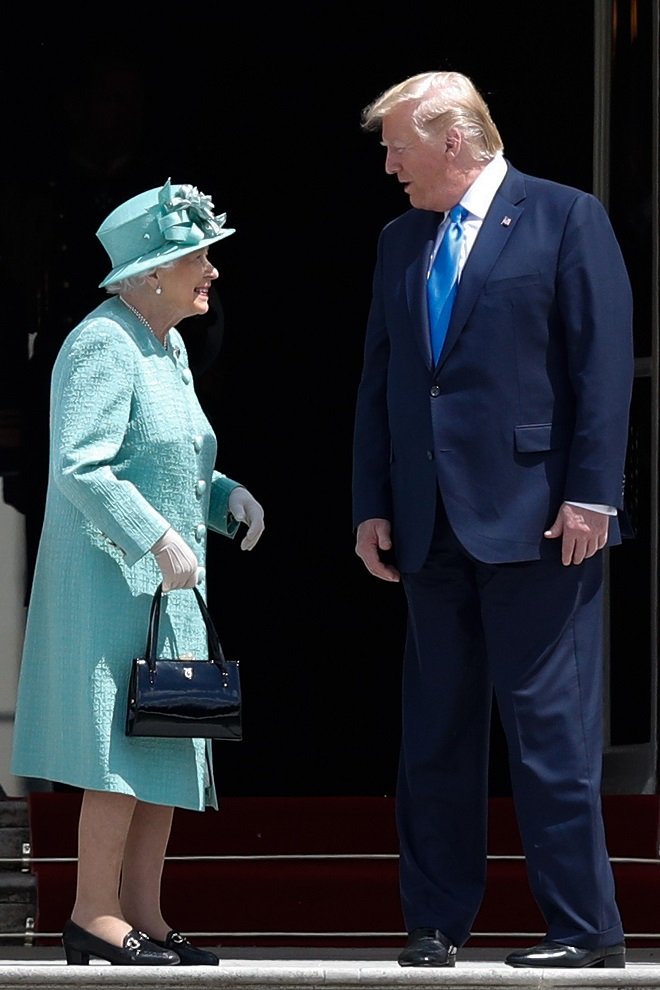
[565, 501, 617, 516]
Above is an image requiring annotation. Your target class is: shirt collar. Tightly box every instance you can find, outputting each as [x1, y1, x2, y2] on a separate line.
[460, 152, 508, 220]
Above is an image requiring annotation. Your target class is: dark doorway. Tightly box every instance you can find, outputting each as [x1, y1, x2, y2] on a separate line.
[1, 2, 642, 800]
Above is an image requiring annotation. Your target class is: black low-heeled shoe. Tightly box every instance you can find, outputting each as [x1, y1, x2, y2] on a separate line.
[151, 930, 220, 965]
[62, 919, 180, 966]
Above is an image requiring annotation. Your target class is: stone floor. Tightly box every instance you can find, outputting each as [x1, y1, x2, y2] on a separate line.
[0, 945, 659, 990]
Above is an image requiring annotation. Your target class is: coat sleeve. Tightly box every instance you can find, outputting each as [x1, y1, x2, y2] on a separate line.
[208, 471, 242, 537]
[50, 318, 170, 566]
[558, 192, 634, 508]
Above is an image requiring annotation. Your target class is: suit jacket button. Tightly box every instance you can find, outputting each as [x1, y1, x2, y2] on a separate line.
[430, 385, 440, 397]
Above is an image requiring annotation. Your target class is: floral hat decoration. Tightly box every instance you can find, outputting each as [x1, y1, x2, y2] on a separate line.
[96, 178, 235, 288]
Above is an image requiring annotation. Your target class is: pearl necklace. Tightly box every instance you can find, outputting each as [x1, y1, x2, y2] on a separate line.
[120, 297, 168, 350]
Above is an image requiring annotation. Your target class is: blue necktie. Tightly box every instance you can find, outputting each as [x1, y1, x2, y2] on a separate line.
[427, 205, 467, 363]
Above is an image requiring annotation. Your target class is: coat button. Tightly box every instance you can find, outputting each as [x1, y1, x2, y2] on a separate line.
[193, 434, 203, 453]
[426, 450, 434, 460]
[430, 385, 440, 397]
[195, 524, 206, 542]
[195, 479, 207, 498]
[196, 566, 206, 583]
[181, 368, 192, 384]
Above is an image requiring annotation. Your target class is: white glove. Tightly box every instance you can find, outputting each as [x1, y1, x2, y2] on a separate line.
[150, 527, 199, 591]
[228, 487, 265, 550]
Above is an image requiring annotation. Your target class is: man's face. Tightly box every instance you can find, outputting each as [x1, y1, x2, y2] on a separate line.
[381, 105, 451, 212]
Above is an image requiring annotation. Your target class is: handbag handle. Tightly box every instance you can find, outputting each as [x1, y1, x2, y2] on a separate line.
[143, 583, 228, 672]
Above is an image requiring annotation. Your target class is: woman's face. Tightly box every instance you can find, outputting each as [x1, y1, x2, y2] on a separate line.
[156, 248, 218, 320]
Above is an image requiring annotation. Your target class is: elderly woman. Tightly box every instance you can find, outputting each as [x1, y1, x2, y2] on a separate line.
[11, 180, 264, 966]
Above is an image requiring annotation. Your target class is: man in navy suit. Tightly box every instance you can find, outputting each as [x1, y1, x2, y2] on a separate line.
[352, 71, 634, 969]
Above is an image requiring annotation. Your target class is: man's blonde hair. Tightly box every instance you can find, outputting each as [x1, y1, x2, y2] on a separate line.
[361, 71, 503, 162]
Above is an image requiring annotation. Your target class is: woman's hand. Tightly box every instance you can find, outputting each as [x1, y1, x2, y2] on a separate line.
[228, 487, 265, 550]
[151, 527, 199, 590]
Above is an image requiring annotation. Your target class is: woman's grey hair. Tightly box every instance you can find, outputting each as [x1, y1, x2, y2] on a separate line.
[361, 71, 503, 162]
[104, 258, 179, 296]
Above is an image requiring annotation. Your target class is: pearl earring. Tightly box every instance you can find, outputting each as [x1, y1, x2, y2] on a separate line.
[155, 285, 162, 295]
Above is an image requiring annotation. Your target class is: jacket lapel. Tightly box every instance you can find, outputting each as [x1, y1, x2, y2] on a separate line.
[437, 166, 527, 370]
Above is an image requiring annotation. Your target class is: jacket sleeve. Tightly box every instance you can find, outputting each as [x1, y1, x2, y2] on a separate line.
[558, 192, 634, 509]
[50, 318, 169, 566]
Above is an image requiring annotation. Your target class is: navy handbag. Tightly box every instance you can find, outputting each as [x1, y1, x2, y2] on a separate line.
[126, 583, 242, 740]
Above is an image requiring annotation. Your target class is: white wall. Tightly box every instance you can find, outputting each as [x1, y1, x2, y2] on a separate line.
[0, 497, 27, 797]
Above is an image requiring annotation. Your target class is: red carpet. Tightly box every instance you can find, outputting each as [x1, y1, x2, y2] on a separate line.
[27, 793, 660, 947]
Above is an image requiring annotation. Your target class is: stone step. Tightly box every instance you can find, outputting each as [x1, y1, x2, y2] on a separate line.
[0, 800, 28, 829]
[0, 830, 30, 872]
[0, 801, 35, 943]
[0, 871, 36, 943]
[0, 950, 658, 990]
[0, 799, 30, 875]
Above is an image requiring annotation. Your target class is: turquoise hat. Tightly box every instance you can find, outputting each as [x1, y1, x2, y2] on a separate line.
[97, 178, 235, 288]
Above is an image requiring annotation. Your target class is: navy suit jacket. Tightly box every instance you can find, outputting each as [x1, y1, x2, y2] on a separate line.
[352, 162, 634, 570]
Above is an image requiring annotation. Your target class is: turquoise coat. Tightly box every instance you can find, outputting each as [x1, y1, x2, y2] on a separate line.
[11, 297, 243, 811]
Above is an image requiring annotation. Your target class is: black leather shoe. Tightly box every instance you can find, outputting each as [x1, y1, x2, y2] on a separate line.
[151, 930, 220, 965]
[505, 940, 626, 969]
[398, 927, 457, 967]
[62, 919, 180, 965]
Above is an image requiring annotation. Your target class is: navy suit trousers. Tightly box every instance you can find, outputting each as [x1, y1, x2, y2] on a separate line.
[397, 499, 623, 948]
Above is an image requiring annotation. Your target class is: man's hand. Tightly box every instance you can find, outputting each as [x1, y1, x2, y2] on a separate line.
[543, 503, 610, 566]
[355, 518, 400, 582]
